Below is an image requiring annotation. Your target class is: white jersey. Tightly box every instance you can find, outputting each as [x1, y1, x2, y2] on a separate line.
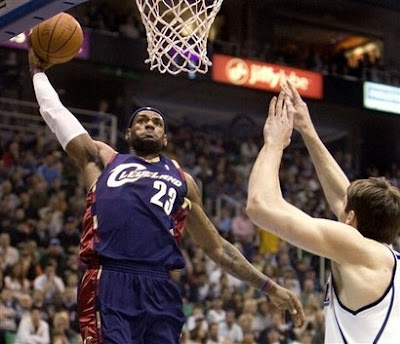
[324, 246, 400, 343]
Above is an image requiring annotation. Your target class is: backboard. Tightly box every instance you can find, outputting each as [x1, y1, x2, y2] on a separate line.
[0, 0, 88, 42]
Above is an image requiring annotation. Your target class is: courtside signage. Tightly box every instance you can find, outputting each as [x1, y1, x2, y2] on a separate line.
[364, 81, 400, 115]
[212, 54, 323, 99]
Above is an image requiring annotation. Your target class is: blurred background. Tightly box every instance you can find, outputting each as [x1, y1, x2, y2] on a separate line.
[0, 1, 399, 343]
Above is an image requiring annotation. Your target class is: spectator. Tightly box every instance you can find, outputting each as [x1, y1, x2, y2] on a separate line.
[185, 303, 209, 333]
[57, 217, 80, 252]
[39, 238, 66, 275]
[207, 322, 223, 344]
[207, 297, 226, 325]
[253, 299, 271, 335]
[219, 309, 243, 344]
[4, 262, 30, 299]
[52, 311, 78, 343]
[213, 206, 233, 239]
[33, 261, 65, 303]
[2, 141, 20, 168]
[0, 233, 19, 269]
[14, 307, 50, 344]
[231, 206, 256, 261]
[0, 289, 18, 342]
[37, 153, 61, 186]
[15, 293, 33, 323]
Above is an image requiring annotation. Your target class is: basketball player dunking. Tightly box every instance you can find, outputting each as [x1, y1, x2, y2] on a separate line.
[247, 82, 400, 343]
[27, 45, 304, 343]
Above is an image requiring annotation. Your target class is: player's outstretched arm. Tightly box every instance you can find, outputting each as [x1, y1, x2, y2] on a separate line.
[28, 45, 114, 189]
[247, 93, 371, 265]
[184, 172, 305, 327]
[281, 81, 350, 217]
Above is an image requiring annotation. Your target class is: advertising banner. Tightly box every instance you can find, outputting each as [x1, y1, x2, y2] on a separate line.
[212, 54, 323, 99]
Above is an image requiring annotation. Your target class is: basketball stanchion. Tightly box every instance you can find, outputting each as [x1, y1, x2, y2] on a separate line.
[136, 0, 223, 75]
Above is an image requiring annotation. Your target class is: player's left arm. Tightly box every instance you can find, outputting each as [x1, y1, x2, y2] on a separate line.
[184, 172, 304, 326]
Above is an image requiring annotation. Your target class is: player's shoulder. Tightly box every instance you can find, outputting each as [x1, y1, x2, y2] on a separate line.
[170, 158, 182, 169]
[94, 140, 115, 152]
[94, 140, 117, 166]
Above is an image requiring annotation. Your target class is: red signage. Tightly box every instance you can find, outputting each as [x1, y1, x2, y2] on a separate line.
[212, 54, 323, 99]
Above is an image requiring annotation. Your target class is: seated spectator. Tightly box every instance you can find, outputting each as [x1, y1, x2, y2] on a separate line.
[219, 309, 243, 344]
[39, 238, 66, 275]
[213, 206, 232, 239]
[4, 262, 30, 299]
[14, 307, 50, 344]
[0, 289, 18, 342]
[207, 322, 223, 344]
[187, 317, 208, 344]
[238, 312, 255, 336]
[258, 326, 285, 344]
[185, 303, 209, 333]
[15, 293, 32, 323]
[31, 290, 46, 314]
[0, 233, 19, 269]
[37, 153, 61, 187]
[231, 207, 256, 261]
[207, 297, 226, 325]
[52, 311, 78, 344]
[258, 310, 294, 344]
[33, 261, 65, 304]
[20, 240, 42, 283]
[57, 217, 80, 252]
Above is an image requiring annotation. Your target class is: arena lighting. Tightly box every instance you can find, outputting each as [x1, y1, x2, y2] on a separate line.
[364, 81, 400, 115]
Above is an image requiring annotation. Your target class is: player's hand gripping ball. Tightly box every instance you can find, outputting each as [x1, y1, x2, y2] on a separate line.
[30, 12, 83, 64]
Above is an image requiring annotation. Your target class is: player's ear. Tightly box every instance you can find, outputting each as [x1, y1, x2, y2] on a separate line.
[125, 128, 131, 141]
[345, 210, 357, 228]
[163, 134, 168, 147]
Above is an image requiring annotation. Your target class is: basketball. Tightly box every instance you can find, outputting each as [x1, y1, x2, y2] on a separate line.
[30, 12, 83, 64]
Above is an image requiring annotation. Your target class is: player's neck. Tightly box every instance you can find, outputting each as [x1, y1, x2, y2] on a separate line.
[131, 151, 161, 163]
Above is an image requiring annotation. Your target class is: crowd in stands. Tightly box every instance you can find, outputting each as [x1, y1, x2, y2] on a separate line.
[1, 118, 399, 343]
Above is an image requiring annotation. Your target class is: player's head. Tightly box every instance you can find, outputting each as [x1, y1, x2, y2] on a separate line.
[125, 107, 167, 155]
[342, 177, 400, 244]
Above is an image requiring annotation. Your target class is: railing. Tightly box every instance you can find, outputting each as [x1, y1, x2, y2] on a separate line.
[0, 97, 118, 147]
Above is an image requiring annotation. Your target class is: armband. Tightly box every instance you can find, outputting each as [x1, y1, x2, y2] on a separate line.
[33, 72, 88, 150]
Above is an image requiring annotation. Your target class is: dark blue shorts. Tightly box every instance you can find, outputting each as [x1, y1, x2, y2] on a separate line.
[78, 259, 185, 344]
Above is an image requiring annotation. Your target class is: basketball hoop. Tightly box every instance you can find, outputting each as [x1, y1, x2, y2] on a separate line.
[136, 0, 223, 75]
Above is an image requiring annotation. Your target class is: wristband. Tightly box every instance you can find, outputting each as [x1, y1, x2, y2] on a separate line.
[261, 278, 273, 294]
[30, 67, 44, 78]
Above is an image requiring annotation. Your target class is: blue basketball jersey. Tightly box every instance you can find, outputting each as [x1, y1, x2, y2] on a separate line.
[81, 153, 188, 269]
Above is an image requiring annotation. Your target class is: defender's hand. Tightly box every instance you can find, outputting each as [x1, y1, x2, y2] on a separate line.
[263, 92, 294, 150]
[281, 80, 313, 134]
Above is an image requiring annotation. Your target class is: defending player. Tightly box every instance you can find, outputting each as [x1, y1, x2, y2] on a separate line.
[247, 86, 400, 343]
[28, 45, 304, 343]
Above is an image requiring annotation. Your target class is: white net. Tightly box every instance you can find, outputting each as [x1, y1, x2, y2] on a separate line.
[136, 0, 223, 75]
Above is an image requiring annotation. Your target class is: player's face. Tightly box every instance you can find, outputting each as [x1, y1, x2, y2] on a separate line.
[126, 111, 167, 155]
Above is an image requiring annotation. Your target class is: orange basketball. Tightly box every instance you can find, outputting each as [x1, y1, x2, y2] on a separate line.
[30, 12, 83, 64]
